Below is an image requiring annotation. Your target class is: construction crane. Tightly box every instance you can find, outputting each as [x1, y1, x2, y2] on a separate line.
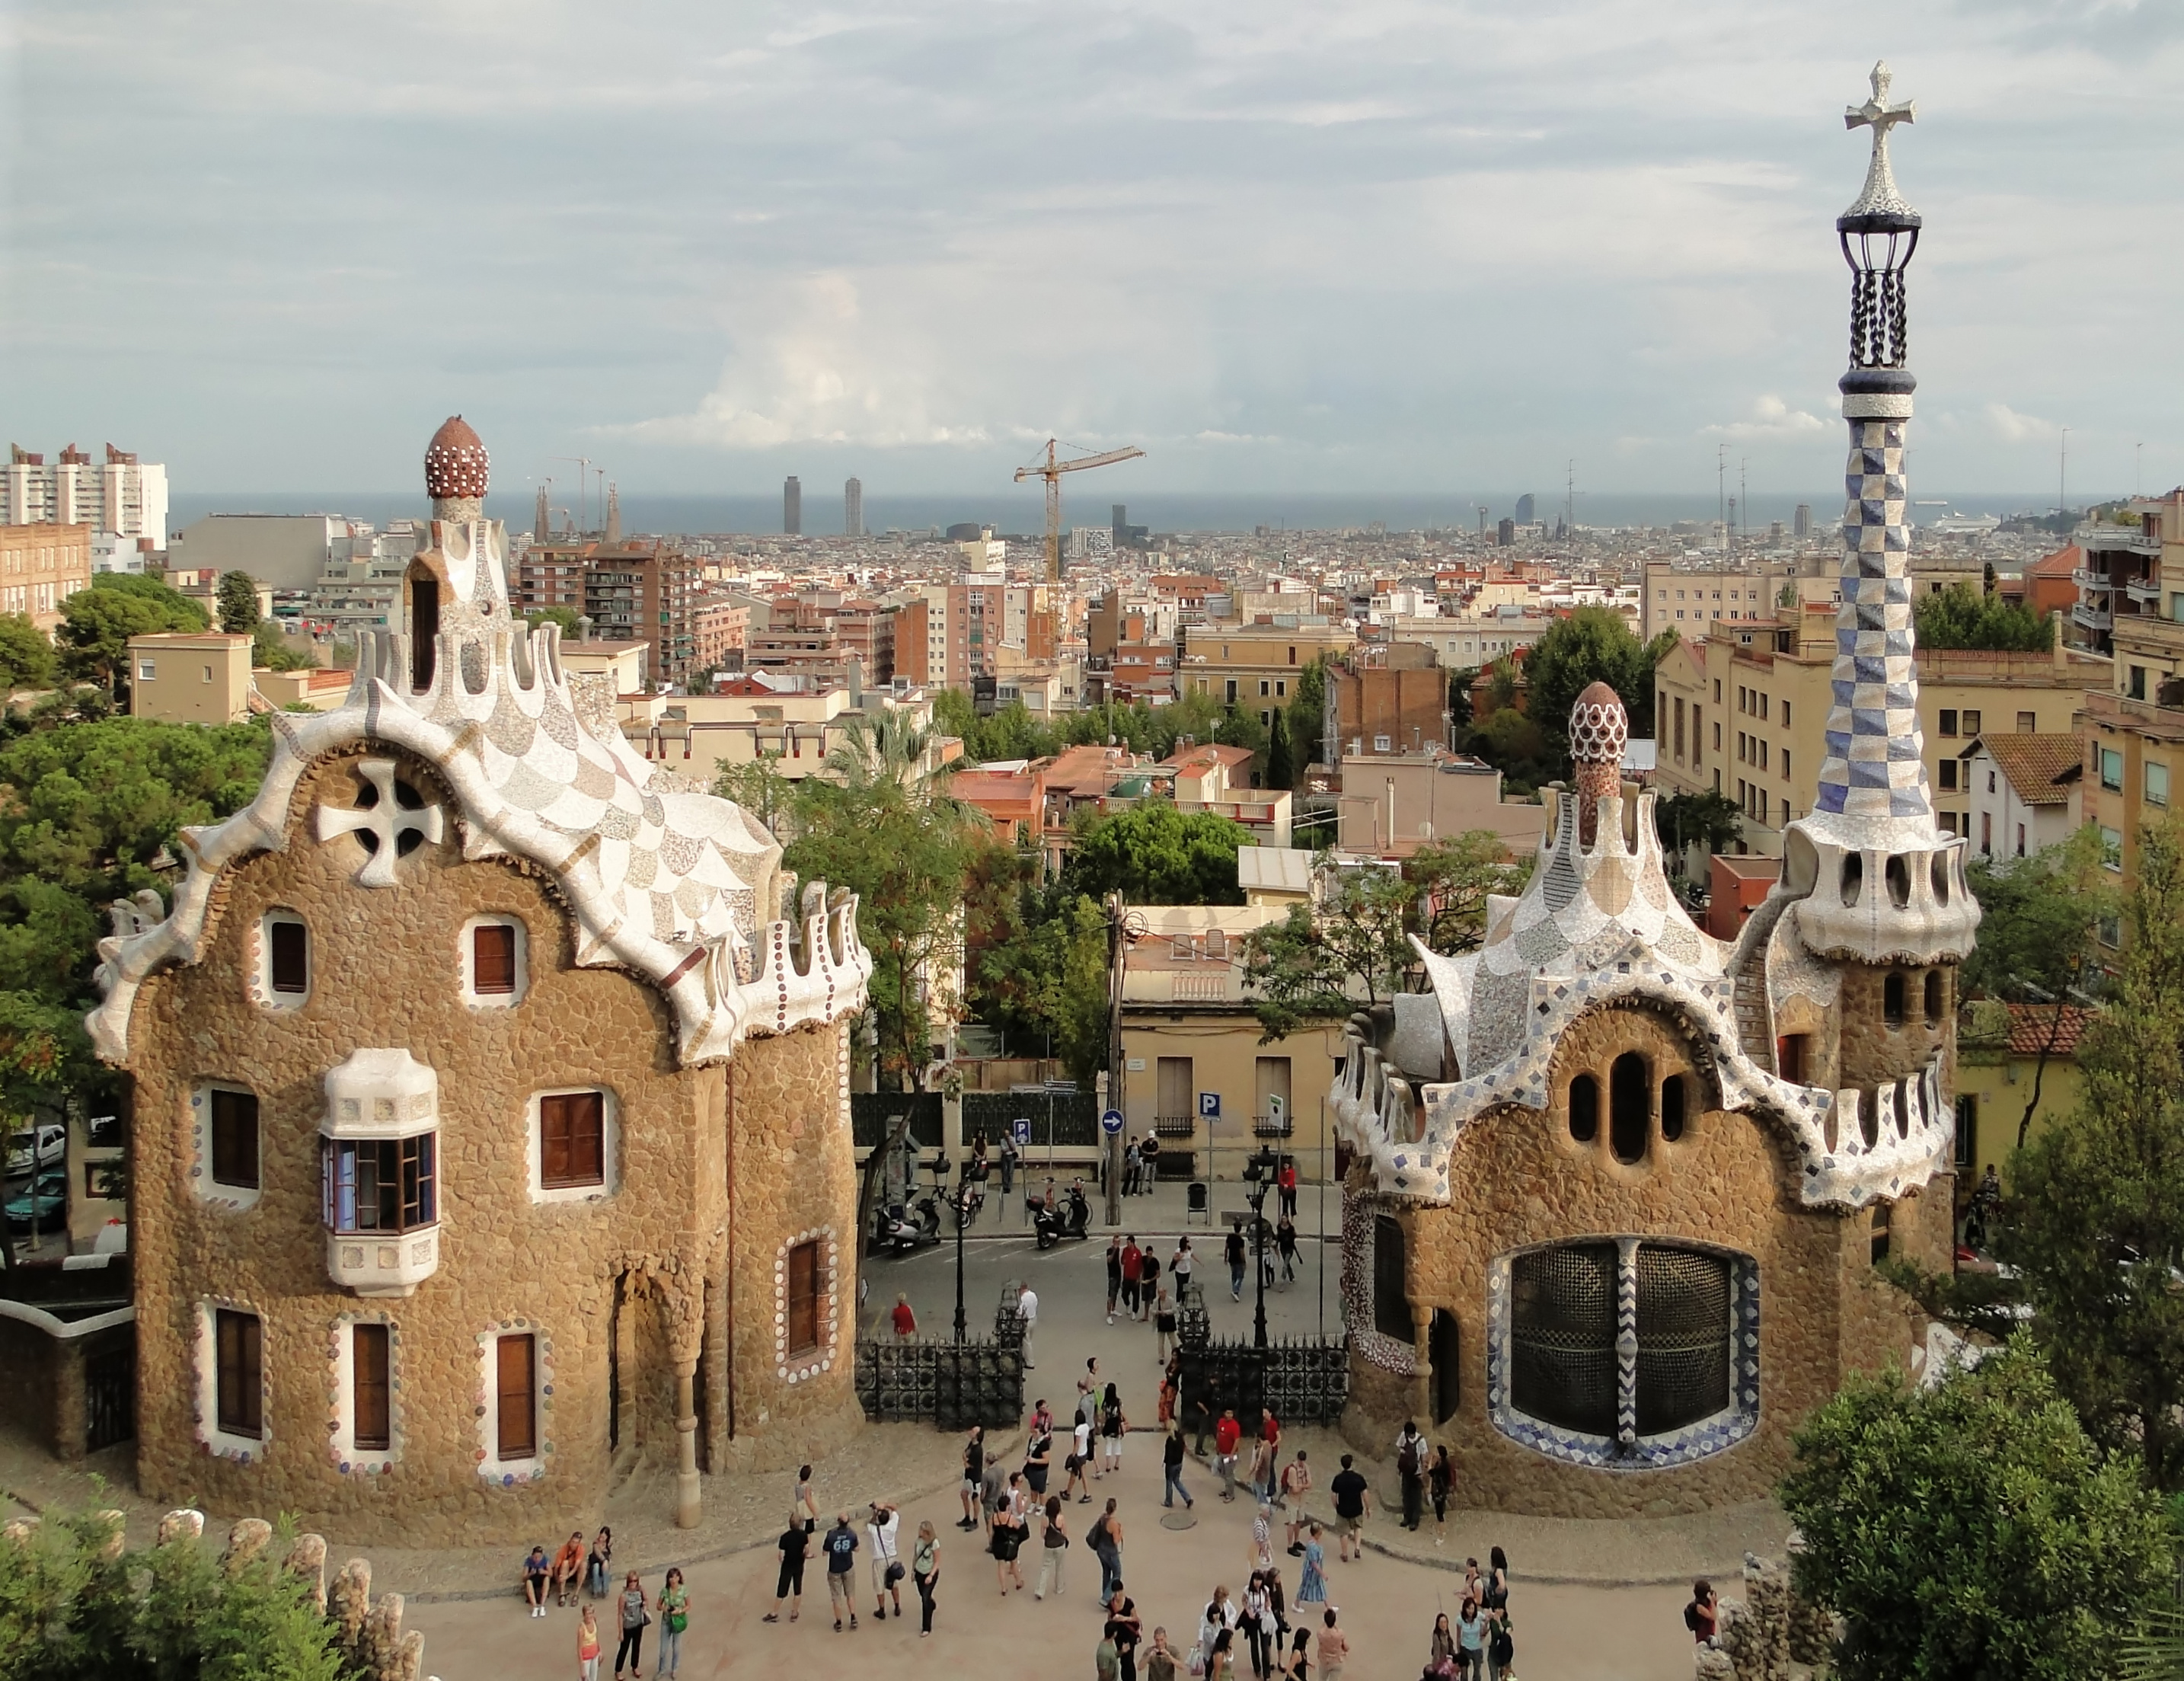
[1014, 439, 1145, 583]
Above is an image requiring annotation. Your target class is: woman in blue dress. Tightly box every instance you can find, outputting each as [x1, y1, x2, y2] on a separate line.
[1297, 1523, 1327, 1605]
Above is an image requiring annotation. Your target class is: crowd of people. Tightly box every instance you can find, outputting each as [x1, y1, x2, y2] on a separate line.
[521, 1525, 691, 1679]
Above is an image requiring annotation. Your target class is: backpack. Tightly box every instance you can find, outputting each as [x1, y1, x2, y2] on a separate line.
[1397, 1438, 1419, 1478]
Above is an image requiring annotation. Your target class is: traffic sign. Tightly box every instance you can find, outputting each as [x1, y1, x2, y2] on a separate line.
[1011, 1117, 1031, 1146]
[1101, 1108, 1125, 1136]
[1199, 1091, 1221, 1120]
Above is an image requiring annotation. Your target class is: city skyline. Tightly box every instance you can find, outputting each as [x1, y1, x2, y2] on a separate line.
[5, 5, 2180, 498]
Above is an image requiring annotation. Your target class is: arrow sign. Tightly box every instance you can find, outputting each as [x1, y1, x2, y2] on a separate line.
[1101, 1108, 1126, 1136]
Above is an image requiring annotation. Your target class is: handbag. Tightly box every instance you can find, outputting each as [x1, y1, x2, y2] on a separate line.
[885, 1560, 907, 1585]
[666, 1609, 687, 1635]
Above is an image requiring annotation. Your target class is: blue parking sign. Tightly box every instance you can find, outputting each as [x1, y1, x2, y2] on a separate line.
[1011, 1117, 1030, 1146]
[1199, 1091, 1221, 1120]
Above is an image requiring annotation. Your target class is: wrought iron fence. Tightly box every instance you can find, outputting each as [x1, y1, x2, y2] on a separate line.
[1174, 1281, 1349, 1427]
[962, 1090, 1100, 1149]
[854, 1284, 1027, 1430]
[851, 1092, 946, 1149]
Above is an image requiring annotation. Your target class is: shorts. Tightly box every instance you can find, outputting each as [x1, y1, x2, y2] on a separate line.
[1337, 1513, 1363, 1536]
[871, 1556, 899, 1591]
[963, 1476, 979, 1496]
[775, 1558, 805, 1599]
[828, 1572, 854, 1609]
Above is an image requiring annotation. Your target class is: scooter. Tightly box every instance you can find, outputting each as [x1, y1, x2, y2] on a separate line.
[873, 1193, 943, 1254]
[1033, 1187, 1092, 1251]
[953, 1180, 986, 1229]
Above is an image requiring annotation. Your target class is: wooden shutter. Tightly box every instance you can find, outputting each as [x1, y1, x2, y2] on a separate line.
[497, 1334, 536, 1459]
[787, 1242, 819, 1355]
[473, 924, 517, 994]
[540, 1093, 604, 1189]
[216, 1309, 263, 1438]
[269, 920, 308, 993]
[353, 1323, 391, 1452]
[210, 1089, 260, 1190]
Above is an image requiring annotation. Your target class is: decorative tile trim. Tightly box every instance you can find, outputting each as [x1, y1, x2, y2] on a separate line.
[324, 1312, 401, 1475]
[1484, 1238, 1761, 1472]
[774, 1227, 841, 1383]
[474, 1317, 554, 1486]
[193, 1296, 270, 1465]
[1339, 1192, 1419, 1376]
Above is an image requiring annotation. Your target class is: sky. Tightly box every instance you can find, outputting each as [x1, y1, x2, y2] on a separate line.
[2, 1, 2181, 507]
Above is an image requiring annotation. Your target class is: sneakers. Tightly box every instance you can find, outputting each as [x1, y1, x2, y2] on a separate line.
[850, 1615, 860, 1629]
[876, 1606, 886, 1620]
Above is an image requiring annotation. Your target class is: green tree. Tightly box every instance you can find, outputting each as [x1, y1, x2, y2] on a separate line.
[1445, 666, 1477, 729]
[1241, 857, 1414, 1040]
[1062, 801, 1249, 906]
[714, 753, 795, 837]
[1915, 581, 2055, 653]
[1962, 827, 2113, 1146]
[214, 570, 260, 634]
[55, 577, 208, 694]
[0, 615, 57, 694]
[971, 856, 1111, 1088]
[1467, 708, 1553, 793]
[1407, 829, 1532, 955]
[525, 605, 583, 636]
[1285, 659, 1327, 769]
[1780, 1339, 2171, 1681]
[1521, 605, 1676, 774]
[250, 622, 314, 673]
[1997, 813, 2184, 1489]
[1653, 788, 1745, 869]
[1263, 708, 1295, 791]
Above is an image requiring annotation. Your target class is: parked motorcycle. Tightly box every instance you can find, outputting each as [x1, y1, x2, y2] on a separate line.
[953, 1180, 986, 1229]
[873, 1193, 943, 1253]
[1033, 1186, 1092, 1251]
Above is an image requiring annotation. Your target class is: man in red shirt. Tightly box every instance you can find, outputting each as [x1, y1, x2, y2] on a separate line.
[1214, 1408, 1243, 1502]
[1278, 1158, 1298, 1219]
[891, 1294, 917, 1338]
[1120, 1238, 1143, 1319]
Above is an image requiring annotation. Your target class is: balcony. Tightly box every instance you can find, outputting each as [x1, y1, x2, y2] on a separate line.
[2080, 526, 2161, 558]
[2126, 578, 2165, 606]
[2071, 569, 2114, 592]
[2073, 601, 2113, 632]
[1251, 1113, 1293, 1139]
[1153, 1114, 1196, 1139]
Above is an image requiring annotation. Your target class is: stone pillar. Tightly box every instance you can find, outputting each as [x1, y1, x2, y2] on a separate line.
[674, 1364, 701, 1529]
[1410, 1301, 1433, 1424]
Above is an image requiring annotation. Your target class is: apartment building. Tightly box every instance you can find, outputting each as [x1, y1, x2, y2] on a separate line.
[1177, 622, 1354, 728]
[515, 537, 593, 617]
[4, 443, 167, 546]
[621, 679, 940, 785]
[1376, 610, 1551, 670]
[0, 523, 91, 631]
[895, 572, 1004, 689]
[1326, 642, 1448, 762]
[1654, 610, 2106, 852]
[583, 539, 701, 690]
[126, 632, 254, 724]
[691, 597, 749, 673]
[1641, 560, 1799, 640]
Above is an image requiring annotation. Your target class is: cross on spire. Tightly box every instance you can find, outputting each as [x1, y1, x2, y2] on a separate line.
[1842, 60, 1917, 219]
[315, 758, 445, 887]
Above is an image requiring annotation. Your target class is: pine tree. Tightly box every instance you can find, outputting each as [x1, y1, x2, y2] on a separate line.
[216, 570, 260, 634]
[1264, 708, 1295, 791]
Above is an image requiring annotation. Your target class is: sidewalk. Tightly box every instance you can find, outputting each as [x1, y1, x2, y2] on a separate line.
[932, 1174, 1343, 1242]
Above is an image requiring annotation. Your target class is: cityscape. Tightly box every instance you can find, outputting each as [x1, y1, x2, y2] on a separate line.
[3, 15, 2182, 1681]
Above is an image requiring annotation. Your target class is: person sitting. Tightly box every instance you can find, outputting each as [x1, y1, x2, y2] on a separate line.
[549, 1531, 586, 1606]
[522, 1545, 551, 1617]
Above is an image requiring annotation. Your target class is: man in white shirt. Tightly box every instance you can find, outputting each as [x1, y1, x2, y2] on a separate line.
[1017, 1283, 1039, 1369]
[867, 1500, 903, 1621]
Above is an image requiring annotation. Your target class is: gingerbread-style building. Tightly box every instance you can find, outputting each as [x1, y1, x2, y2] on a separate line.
[90, 418, 870, 1543]
[1329, 66, 1980, 1515]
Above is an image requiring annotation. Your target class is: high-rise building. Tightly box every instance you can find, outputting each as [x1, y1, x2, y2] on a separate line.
[1793, 503, 1813, 538]
[784, 476, 802, 536]
[584, 539, 701, 690]
[4, 442, 168, 547]
[1515, 494, 1535, 525]
[1496, 518, 1516, 547]
[844, 478, 863, 539]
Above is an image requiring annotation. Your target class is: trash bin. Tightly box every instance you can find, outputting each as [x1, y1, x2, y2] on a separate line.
[1186, 1181, 1210, 1224]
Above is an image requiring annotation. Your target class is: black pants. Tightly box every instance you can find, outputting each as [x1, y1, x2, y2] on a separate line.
[1247, 1622, 1272, 1677]
[915, 1570, 937, 1632]
[615, 1625, 643, 1673]
[775, 1557, 804, 1600]
[1402, 1473, 1422, 1528]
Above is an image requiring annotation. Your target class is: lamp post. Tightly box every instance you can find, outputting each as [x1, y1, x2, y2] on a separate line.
[934, 1155, 969, 1344]
[1244, 1145, 1278, 1350]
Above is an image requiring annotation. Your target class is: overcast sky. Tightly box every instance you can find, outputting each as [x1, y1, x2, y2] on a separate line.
[2, 1, 2179, 502]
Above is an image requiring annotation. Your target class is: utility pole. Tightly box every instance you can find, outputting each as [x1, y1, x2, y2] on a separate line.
[2059, 427, 2071, 517]
[1103, 892, 1129, 1227]
[1717, 444, 1729, 551]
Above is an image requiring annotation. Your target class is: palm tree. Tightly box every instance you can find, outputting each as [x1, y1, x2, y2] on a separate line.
[824, 711, 953, 798]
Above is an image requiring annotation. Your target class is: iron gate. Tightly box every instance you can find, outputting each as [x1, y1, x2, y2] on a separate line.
[85, 1344, 135, 1452]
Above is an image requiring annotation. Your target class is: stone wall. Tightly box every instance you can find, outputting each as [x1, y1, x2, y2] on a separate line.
[1346, 1002, 1924, 1519]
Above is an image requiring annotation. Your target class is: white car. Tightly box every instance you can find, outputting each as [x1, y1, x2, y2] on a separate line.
[5, 1124, 65, 1177]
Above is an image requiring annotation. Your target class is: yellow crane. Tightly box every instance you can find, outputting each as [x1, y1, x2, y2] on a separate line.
[1014, 439, 1145, 583]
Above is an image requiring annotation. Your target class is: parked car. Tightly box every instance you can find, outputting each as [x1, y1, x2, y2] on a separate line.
[5, 1124, 65, 1177]
[4, 1168, 67, 1233]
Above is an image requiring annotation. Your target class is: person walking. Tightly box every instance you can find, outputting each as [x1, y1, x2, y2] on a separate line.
[1170, 1237, 1194, 1296]
[1207, 1626, 1237, 1681]
[1138, 1248, 1161, 1322]
[1456, 1598, 1487, 1680]
[1429, 1612, 1458, 1678]
[999, 1131, 1018, 1197]
[1225, 1225, 1247, 1300]
[1100, 1382, 1128, 1478]
[1214, 1408, 1242, 1501]
[1486, 1545, 1511, 1615]
[1068, 1413, 1095, 1503]
[912, 1520, 942, 1638]
[822, 1512, 860, 1631]
[1106, 1235, 1125, 1324]
[765, 1522, 806, 1622]
[1463, 1558, 1485, 1608]
[1242, 1575, 1274, 1679]
[1279, 1452, 1311, 1552]
[1275, 1213, 1298, 1283]
[1088, 1497, 1124, 1602]
[1330, 1453, 1371, 1561]
[1124, 1139, 1142, 1198]
[1026, 1412, 1055, 1499]
[791, 1467, 819, 1534]
[1395, 1421, 1426, 1531]
[550, 1532, 586, 1607]
[655, 1569, 688, 1678]
[586, 1528, 614, 1600]
[576, 1604, 602, 1681]
[1121, 1236, 1143, 1319]
[611, 1571, 648, 1679]
[1315, 1609, 1348, 1681]
[867, 1500, 903, 1621]
[993, 1472, 1029, 1594]
[1296, 1525, 1327, 1605]
[959, 1425, 985, 1529]
[1106, 1589, 1145, 1681]
[891, 1294, 918, 1338]
[1428, 1443, 1451, 1546]
[1017, 1282, 1039, 1369]
[1035, 1494, 1070, 1600]
[1098, 1628, 1122, 1681]
[1250, 1504, 1276, 1576]
[1162, 1423, 1195, 1510]
[982, 1455, 1007, 1539]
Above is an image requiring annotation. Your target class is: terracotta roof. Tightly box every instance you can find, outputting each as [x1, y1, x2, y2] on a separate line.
[2029, 544, 2082, 578]
[1968, 733, 2083, 806]
[423, 414, 489, 500]
[2007, 1002, 2092, 1058]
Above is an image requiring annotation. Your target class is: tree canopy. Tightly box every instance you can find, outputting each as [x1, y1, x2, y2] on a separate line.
[0, 615, 57, 695]
[1780, 1339, 2171, 1681]
[1914, 582, 2055, 653]
[215, 570, 260, 634]
[969, 845, 1110, 1086]
[1062, 801, 1249, 906]
[1520, 604, 1675, 773]
[55, 577, 208, 694]
[1653, 788, 1744, 864]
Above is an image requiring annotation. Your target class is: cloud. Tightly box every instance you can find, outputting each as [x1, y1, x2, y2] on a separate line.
[1984, 402, 2057, 443]
[1700, 395, 1830, 440]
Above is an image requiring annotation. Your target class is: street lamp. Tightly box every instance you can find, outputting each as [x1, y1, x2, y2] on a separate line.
[1242, 1145, 1279, 1350]
[934, 1152, 971, 1344]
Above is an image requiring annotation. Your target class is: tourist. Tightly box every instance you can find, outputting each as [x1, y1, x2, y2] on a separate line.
[550, 1531, 586, 1607]
[1208, 1626, 1237, 1681]
[823, 1511, 860, 1631]
[1297, 1525, 1327, 1605]
[1486, 1545, 1511, 1615]
[1067, 1412, 1094, 1503]
[1146, 1627, 1180, 1681]
[1100, 1382, 1128, 1477]
[1278, 1158, 1298, 1219]
[1097, 1627, 1122, 1681]
[912, 1520, 942, 1637]
[1490, 1606, 1515, 1679]
[656, 1568, 688, 1678]
[1171, 1236, 1195, 1295]
[1330, 1454, 1371, 1561]
[1124, 1139, 1143, 1197]
[575, 1603, 602, 1679]
[1259, 1411, 1282, 1491]
[1089, 1497, 1125, 1603]
[1427, 1443, 1451, 1545]
[1036, 1494, 1071, 1600]
[999, 1130, 1018, 1197]
[586, 1527, 614, 1599]
[1280, 1452, 1311, 1551]
[1025, 1411, 1055, 1498]
[612, 1571, 648, 1679]
[1316, 1609, 1349, 1681]
[1250, 1504, 1276, 1575]
[523, 1545, 551, 1618]
[1280, 1625, 1312, 1679]
[1121, 1235, 1143, 1318]
[1163, 1424, 1194, 1510]
[892, 1294, 917, 1338]
[959, 1425, 985, 1529]
[1265, 1569, 1288, 1651]
[1243, 1574, 1275, 1679]
[1225, 1225, 1247, 1299]
[1395, 1421, 1426, 1530]
[867, 1500, 903, 1621]
[1018, 1282, 1039, 1369]
[1139, 1248, 1161, 1321]
[765, 1521, 806, 1622]
[1140, 1133, 1161, 1187]
[1106, 1588, 1145, 1681]
[982, 1454, 1007, 1538]
[1457, 1597, 1488, 1679]
[791, 1466, 819, 1532]
[993, 1472, 1028, 1593]
[1684, 1578, 1717, 1643]
[1199, 1587, 1237, 1673]
[1462, 1558, 1484, 1607]
[1429, 1612, 1458, 1678]
[1107, 1235, 1125, 1323]
[1214, 1408, 1242, 1501]
[1276, 1213, 1299, 1283]
[1154, 1287, 1177, 1361]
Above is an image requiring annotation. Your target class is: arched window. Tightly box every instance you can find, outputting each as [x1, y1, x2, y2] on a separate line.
[1869, 1203, 1892, 1265]
[1883, 971, 1906, 1026]
[1840, 852, 1863, 907]
[1609, 1053, 1649, 1164]
[1924, 970, 1943, 1025]
[1659, 1074, 1687, 1143]
[1860, 1087, 1880, 1149]
[1567, 1074, 1599, 1144]
[1885, 853, 1911, 908]
[1509, 1242, 1618, 1437]
[1373, 1215, 1412, 1344]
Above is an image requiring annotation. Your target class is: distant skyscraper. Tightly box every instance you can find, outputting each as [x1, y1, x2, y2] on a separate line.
[784, 476, 802, 536]
[844, 477, 863, 538]
[5, 441, 168, 545]
[534, 484, 549, 542]
[1515, 494, 1535, 525]
[1793, 503, 1813, 538]
[1496, 517, 1516, 547]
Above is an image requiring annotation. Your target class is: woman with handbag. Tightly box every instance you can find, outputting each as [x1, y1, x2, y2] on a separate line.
[1035, 1494, 1070, 1600]
[655, 1570, 688, 1679]
[912, 1520, 942, 1637]
[992, 1472, 1027, 1595]
[611, 1571, 649, 1679]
